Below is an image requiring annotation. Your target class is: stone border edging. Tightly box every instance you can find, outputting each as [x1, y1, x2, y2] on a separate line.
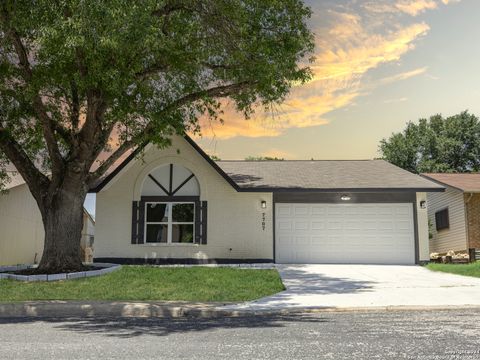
[0, 301, 479, 319]
[0, 263, 121, 282]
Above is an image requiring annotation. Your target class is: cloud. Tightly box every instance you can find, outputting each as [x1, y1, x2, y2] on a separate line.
[363, 0, 460, 16]
[383, 97, 408, 103]
[396, 0, 438, 16]
[379, 67, 428, 84]
[197, 0, 455, 139]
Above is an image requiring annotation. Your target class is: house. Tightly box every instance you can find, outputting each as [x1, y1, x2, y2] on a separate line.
[0, 172, 95, 266]
[421, 173, 480, 261]
[90, 135, 444, 265]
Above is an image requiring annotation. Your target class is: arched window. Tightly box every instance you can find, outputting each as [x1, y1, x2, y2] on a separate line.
[132, 164, 207, 245]
[142, 164, 200, 197]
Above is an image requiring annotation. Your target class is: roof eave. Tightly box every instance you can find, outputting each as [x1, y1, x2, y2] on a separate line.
[419, 174, 467, 193]
[89, 135, 241, 193]
[236, 187, 446, 193]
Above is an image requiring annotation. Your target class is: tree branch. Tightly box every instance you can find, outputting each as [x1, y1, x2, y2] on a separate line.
[152, 2, 189, 17]
[165, 80, 254, 111]
[88, 80, 254, 182]
[70, 80, 80, 129]
[0, 6, 65, 174]
[88, 139, 136, 184]
[0, 127, 50, 201]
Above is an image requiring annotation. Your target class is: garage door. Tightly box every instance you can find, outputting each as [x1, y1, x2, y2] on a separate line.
[275, 203, 415, 264]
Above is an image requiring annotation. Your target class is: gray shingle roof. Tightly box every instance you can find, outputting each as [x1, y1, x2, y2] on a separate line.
[215, 160, 444, 191]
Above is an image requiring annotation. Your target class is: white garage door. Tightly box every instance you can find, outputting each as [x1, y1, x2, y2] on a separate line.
[275, 203, 415, 264]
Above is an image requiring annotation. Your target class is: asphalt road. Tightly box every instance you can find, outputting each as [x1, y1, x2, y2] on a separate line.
[0, 309, 479, 360]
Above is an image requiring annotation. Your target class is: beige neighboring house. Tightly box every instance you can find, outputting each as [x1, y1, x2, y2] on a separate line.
[0, 172, 95, 266]
[422, 173, 480, 261]
[89, 135, 444, 265]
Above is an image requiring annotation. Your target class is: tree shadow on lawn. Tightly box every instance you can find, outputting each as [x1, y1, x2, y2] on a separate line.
[0, 314, 331, 339]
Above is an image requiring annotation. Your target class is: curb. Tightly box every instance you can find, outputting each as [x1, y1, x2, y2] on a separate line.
[0, 263, 121, 282]
[0, 302, 479, 319]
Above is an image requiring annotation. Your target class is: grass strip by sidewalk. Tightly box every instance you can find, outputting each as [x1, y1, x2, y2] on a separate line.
[0, 266, 285, 303]
[426, 262, 480, 278]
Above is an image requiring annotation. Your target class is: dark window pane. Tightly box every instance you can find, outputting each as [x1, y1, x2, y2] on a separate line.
[146, 203, 168, 222]
[172, 203, 194, 222]
[146, 224, 168, 243]
[171, 224, 194, 243]
[435, 208, 449, 231]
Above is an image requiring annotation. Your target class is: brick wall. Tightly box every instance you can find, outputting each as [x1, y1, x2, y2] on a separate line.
[465, 194, 480, 249]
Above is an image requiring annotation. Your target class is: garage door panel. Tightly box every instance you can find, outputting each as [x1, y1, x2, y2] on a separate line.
[311, 221, 325, 230]
[277, 220, 293, 231]
[277, 205, 292, 217]
[275, 203, 415, 264]
[311, 206, 326, 215]
[294, 221, 309, 230]
[294, 205, 309, 216]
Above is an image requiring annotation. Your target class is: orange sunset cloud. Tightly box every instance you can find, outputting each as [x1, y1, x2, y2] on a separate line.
[196, 0, 459, 140]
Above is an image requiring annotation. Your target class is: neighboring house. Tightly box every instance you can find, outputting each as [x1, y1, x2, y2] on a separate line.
[90, 135, 443, 265]
[0, 172, 95, 266]
[421, 173, 480, 260]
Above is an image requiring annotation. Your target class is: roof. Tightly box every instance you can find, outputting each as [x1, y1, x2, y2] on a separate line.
[421, 173, 480, 193]
[90, 135, 444, 193]
[216, 160, 445, 192]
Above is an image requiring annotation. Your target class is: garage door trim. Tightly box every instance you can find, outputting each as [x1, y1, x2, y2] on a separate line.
[273, 192, 419, 264]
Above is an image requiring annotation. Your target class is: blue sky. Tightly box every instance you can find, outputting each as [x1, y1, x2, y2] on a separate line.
[195, 0, 480, 160]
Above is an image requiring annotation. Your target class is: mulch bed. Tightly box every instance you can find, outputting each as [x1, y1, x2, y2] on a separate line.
[8, 265, 103, 276]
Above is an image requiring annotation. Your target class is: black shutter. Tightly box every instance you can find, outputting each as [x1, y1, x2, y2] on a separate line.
[201, 201, 208, 245]
[131, 201, 139, 244]
[194, 201, 208, 245]
[137, 200, 145, 244]
[194, 201, 201, 244]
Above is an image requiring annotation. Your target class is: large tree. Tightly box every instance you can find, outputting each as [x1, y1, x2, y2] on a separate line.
[380, 111, 480, 174]
[0, 1, 314, 272]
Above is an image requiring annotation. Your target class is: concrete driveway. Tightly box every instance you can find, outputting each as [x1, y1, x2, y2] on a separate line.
[226, 264, 480, 311]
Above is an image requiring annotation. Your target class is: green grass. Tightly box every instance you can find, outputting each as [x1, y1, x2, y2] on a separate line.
[426, 262, 480, 278]
[0, 266, 285, 303]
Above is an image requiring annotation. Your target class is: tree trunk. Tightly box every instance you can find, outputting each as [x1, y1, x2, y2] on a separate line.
[37, 186, 87, 274]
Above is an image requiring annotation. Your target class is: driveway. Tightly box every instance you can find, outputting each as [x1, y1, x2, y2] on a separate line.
[225, 264, 480, 311]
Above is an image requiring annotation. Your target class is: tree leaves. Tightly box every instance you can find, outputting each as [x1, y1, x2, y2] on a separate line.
[0, 0, 314, 190]
[380, 111, 480, 173]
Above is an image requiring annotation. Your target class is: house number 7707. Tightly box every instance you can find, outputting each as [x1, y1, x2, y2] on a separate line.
[262, 212, 266, 231]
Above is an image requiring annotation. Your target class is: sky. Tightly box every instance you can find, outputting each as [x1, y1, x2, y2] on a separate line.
[194, 0, 480, 160]
[85, 0, 479, 217]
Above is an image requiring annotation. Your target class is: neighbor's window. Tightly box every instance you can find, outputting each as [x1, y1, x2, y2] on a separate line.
[145, 203, 195, 244]
[435, 208, 449, 231]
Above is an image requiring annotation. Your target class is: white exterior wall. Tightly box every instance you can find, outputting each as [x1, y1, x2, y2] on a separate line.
[427, 187, 467, 254]
[0, 185, 44, 265]
[95, 136, 273, 261]
[416, 192, 430, 262]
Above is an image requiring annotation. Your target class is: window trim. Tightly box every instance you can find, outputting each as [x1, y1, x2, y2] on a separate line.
[435, 207, 450, 231]
[144, 201, 196, 245]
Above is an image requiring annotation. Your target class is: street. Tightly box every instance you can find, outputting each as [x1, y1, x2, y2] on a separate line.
[0, 309, 479, 359]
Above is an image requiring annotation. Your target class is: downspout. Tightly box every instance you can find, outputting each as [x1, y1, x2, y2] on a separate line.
[464, 193, 474, 256]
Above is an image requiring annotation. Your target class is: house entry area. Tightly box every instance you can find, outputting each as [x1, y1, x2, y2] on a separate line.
[275, 203, 416, 264]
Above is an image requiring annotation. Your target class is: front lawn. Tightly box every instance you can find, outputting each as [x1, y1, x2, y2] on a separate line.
[0, 266, 285, 302]
[426, 262, 480, 278]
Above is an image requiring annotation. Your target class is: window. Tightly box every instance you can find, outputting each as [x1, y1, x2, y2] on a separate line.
[145, 202, 195, 244]
[435, 208, 449, 231]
